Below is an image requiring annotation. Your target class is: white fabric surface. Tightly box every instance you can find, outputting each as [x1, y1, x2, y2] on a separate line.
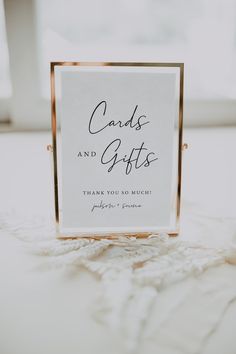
[0, 128, 236, 354]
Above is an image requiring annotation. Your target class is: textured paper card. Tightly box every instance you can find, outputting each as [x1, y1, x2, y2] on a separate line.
[54, 64, 182, 235]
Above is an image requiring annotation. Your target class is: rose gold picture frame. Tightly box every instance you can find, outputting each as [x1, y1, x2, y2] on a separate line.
[50, 62, 184, 239]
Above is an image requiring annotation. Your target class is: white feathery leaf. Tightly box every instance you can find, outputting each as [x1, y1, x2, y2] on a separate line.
[1, 211, 236, 353]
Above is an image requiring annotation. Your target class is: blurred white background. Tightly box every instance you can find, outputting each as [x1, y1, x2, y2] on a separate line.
[0, 0, 236, 128]
[1, 4, 236, 354]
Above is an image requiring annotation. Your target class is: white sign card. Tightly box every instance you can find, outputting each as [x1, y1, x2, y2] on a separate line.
[51, 63, 184, 237]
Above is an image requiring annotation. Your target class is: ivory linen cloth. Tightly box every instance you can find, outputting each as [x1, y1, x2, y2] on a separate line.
[0, 128, 236, 354]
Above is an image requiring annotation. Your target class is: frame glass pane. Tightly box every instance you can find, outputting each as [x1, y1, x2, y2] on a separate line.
[51, 62, 183, 238]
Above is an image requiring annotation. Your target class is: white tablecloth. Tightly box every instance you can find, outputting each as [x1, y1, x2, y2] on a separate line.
[0, 128, 236, 354]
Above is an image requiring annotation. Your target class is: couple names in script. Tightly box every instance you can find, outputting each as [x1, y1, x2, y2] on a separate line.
[77, 100, 158, 175]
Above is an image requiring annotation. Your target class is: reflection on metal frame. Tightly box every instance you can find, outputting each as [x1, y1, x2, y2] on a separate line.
[50, 62, 184, 239]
